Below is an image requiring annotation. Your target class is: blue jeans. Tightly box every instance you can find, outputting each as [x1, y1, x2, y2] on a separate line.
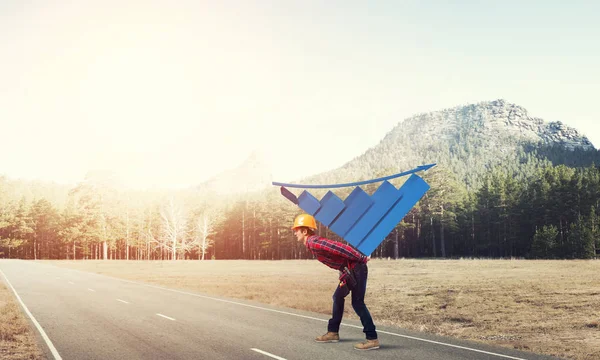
[327, 262, 377, 340]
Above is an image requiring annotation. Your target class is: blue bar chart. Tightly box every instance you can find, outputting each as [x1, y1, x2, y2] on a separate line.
[274, 164, 434, 256]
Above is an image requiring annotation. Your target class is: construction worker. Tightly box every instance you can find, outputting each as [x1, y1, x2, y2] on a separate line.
[292, 213, 380, 351]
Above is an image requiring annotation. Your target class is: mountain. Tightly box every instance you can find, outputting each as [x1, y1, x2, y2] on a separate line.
[295, 99, 600, 191]
[193, 149, 273, 198]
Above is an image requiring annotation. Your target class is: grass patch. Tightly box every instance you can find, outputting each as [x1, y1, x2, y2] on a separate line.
[0, 281, 44, 360]
[45, 258, 600, 360]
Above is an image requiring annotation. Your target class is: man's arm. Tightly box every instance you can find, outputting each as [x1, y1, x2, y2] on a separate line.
[307, 236, 367, 263]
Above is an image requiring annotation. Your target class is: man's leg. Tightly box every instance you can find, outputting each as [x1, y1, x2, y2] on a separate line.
[351, 263, 378, 341]
[316, 283, 346, 342]
[327, 282, 347, 333]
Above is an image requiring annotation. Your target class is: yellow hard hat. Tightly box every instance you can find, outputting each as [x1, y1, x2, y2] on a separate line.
[291, 213, 317, 230]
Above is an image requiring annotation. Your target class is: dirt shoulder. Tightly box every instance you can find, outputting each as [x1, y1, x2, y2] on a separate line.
[0, 277, 44, 360]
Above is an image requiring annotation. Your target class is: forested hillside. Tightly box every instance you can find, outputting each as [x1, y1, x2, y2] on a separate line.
[2, 100, 599, 260]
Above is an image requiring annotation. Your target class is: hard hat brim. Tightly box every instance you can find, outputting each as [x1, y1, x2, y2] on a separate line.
[291, 225, 316, 230]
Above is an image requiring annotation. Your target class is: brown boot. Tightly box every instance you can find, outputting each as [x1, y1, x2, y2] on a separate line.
[354, 339, 380, 350]
[315, 332, 339, 343]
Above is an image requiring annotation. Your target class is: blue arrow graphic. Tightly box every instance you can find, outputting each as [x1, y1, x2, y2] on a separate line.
[274, 164, 435, 256]
[271, 163, 436, 189]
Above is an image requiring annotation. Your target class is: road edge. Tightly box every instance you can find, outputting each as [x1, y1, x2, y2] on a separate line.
[0, 265, 63, 360]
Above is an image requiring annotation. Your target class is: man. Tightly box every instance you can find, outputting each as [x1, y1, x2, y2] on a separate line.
[292, 213, 380, 351]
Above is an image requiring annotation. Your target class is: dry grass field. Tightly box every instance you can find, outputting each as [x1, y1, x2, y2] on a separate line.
[4, 258, 596, 360]
[0, 281, 44, 360]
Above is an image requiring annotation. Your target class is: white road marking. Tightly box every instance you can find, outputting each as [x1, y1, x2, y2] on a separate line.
[116, 299, 129, 304]
[68, 281, 74, 285]
[251, 348, 287, 360]
[55, 277, 61, 279]
[0, 269, 63, 360]
[88, 288, 95, 292]
[59, 266, 528, 360]
[156, 313, 175, 321]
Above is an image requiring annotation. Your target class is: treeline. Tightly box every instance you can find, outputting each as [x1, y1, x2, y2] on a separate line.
[215, 162, 600, 260]
[1, 163, 598, 260]
[436, 164, 600, 259]
[0, 173, 226, 261]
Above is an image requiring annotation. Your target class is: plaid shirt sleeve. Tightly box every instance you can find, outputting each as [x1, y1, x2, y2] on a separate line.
[307, 235, 367, 265]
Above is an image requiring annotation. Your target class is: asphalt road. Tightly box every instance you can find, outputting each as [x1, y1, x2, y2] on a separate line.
[0, 260, 561, 360]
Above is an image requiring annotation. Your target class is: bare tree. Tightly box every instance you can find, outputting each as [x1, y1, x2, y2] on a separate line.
[159, 197, 188, 260]
[146, 227, 161, 260]
[194, 210, 219, 260]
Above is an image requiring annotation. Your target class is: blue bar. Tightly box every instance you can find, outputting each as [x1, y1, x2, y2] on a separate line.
[314, 191, 346, 227]
[280, 186, 298, 205]
[329, 187, 373, 238]
[297, 190, 321, 215]
[344, 181, 403, 248]
[356, 175, 430, 256]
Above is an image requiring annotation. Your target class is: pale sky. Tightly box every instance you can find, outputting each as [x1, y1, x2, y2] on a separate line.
[1, 1, 599, 189]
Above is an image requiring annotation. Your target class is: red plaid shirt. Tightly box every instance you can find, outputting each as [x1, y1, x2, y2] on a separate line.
[305, 235, 367, 271]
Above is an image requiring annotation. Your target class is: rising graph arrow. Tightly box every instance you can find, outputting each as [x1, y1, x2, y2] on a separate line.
[271, 163, 436, 189]
[272, 163, 436, 256]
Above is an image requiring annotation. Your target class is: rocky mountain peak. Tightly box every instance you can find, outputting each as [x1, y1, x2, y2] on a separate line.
[398, 99, 594, 151]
